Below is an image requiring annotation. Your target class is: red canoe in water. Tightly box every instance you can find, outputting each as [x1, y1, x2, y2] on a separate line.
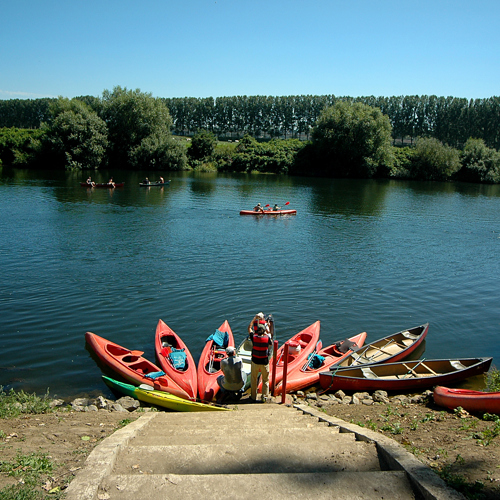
[240, 209, 296, 216]
[85, 332, 192, 400]
[154, 319, 198, 401]
[80, 182, 124, 188]
[275, 331, 367, 394]
[434, 386, 500, 415]
[197, 320, 235, 402]
[268, 321, 321, 389]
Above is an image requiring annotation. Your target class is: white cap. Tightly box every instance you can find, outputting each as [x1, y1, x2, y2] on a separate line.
[257, 312, 265, 319]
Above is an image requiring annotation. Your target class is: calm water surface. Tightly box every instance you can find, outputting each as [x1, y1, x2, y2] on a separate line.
[1, 169, 499, 398]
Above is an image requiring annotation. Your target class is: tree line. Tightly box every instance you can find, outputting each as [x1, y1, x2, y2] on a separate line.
[1, 94, 500, 150]
[1, 88, 499, 184]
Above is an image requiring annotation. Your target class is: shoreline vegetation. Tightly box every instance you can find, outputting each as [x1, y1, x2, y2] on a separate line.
[0, 87, 499, 184]
[2, 370, 500, 499]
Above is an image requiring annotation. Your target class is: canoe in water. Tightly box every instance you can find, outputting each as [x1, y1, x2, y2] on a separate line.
[139, 181, 170, 186]
[102, 376, 230, 412]
[80, 182, 124, 188]
[240, 209, 296, 216]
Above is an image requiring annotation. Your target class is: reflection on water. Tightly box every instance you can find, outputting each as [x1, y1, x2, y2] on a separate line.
[1, 168, 499, 398]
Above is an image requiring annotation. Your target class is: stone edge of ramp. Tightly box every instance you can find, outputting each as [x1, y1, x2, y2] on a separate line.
[65, 405, 465, 500]
[294, 404, 465, 500]
[64, 412, 157, 500]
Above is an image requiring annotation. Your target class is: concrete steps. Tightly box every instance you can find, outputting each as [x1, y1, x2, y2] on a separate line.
[66, 402, 465, 499]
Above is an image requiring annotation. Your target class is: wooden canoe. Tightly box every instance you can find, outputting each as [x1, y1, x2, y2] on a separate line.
[154, 319, 197, 401]
[102, 376, 230, 412]
[240, 209, 296, 216]
[197, 320, 235, 402]
[275, 331, 367, 394]
[434, 386, 500, 415]
[329, 323, 429, 369]
[80, 182, 124, 188]
[85, 331, 192, 400]
[269, 321, 321, 388]
[319, 357, 493, 392]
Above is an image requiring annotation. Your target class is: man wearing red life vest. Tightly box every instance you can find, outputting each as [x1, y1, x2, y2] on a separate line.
[248, 312, 272, 402]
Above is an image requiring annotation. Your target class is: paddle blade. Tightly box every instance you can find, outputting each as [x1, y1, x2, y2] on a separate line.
[284, 201, 290, 205]
[265, 204, 270, 207]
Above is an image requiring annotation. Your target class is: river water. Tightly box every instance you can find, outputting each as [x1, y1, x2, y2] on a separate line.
[1, 169, 499, 399]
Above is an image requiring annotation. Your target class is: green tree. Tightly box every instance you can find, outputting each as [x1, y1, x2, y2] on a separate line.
[188, 129, 217, 161]
[456, 138, 500, 183]
[410, 137, 461, 180]
[43, 98, 108, 170]
[310, 101, 394, 178]
[101, 86, 180, 168]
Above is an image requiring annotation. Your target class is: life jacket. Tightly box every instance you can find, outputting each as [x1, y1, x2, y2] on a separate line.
[252, 318, 267, 333]
[251, 332, 271, 364]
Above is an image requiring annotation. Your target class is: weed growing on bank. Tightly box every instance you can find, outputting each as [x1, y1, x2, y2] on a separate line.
[0, 387, 53, 419]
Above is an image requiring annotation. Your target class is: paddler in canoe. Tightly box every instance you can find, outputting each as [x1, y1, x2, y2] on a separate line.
[253, 203, 265, 213]
[272, 204, 281, 211]
[86, 176, 95, 187]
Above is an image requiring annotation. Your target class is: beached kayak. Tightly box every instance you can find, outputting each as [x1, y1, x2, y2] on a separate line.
[154, 319, 197, 401]
[102, 376, 230, 412]
[275, 331, 367, 394]
[197, 320, 235, 401]
[85, 331, 192, 400]
[434, 386, 500, 415]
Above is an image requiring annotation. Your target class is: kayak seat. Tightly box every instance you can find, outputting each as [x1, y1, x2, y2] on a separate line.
[169, 348, 187, 370]
[361, 367, 378, 379]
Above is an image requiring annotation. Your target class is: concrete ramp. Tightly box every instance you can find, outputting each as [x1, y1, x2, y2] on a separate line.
[66, 402, 464, 499]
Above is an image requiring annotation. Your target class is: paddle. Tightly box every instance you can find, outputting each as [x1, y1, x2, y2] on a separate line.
[401, 358, 426, 379]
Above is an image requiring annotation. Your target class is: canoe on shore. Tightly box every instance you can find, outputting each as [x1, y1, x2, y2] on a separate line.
[154, 319, 197, 401]
[275, 331, 367, 394]
[80, 182, 124, 188]
[433, 386, 500, 415]
[197, 320, 235, 402]
[240, 209, 297, 216]
[329, 323, 429, 369]
[102, 376, 230, 412]
[85, 331, 192, 400]
[319, 357, 493, 392]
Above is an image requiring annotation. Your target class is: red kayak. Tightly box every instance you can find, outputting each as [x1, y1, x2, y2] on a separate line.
[197, 321, 235, 402]
[85, 332, 192, 400]
[275, 331, 367, 394]
[80, 182, 124, 188]
[268, 321, 321, 388]
[434, 386, 500, 415]
[240, 209, 296, 216]
[154, 319, 197, 401]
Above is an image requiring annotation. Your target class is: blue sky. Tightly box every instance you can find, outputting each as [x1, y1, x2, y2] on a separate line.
[1, 0, 499, 100]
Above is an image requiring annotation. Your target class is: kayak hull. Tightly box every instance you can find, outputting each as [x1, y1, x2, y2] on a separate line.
[85, 331, 191, 400]
[155, 319, 198, 400]
[103, 376, 230, 412]
[80, 182, 124, 188]
[197, 320, 235, 402]
[434, 386, 500, 415]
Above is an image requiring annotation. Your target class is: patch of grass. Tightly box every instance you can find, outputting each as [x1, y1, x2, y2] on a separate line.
[410, 420, 419, 431]
[0, 451, 55, 491]
[381, 422, 404, 434]
[473, 420, 500, 446]
[0, 483, 44, 500]
[438, 464, 485, 499]
[485, 367, 500, 392]
[421, 413, 435, 423]
[118, 418, 132, 428]
[0, 387, 53, 419]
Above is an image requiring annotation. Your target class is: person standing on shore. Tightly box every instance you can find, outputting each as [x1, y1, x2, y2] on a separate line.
[249, 313, 272, 402]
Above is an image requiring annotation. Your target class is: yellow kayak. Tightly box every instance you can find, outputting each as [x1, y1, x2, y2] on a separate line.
[102, 376, 231, 412]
